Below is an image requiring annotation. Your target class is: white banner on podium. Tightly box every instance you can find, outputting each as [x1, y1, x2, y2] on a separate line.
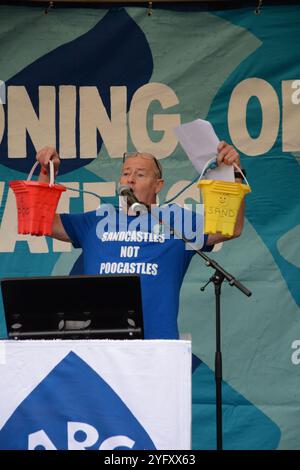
[0, 339, 191, 450]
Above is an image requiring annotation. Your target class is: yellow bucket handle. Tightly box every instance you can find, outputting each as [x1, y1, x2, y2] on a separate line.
[232, 162, 250, 188]
[198, 156, 218, 181]
[198, 157, 251, 189]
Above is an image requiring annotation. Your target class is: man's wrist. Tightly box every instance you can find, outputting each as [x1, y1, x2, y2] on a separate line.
[38, 165, 50, 182]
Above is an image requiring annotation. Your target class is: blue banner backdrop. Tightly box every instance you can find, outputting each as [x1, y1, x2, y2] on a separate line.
[0, 4, 299, 449]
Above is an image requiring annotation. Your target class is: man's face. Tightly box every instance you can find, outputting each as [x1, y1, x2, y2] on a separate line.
[119, 155, 164, 206]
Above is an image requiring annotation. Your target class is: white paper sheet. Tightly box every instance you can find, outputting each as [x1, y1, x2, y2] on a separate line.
[174, 119, 234, 182]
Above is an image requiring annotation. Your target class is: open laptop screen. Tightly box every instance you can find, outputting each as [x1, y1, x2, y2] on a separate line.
[1, 274, 144, 340]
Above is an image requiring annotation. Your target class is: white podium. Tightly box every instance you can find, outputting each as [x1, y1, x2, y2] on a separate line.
[0, 339, 191, 450]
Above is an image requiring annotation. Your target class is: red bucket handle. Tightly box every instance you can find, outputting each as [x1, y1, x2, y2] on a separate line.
[27, 160, 55, 187]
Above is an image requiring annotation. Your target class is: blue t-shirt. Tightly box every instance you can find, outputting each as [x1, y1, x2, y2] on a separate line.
[60, 204, 212, 339]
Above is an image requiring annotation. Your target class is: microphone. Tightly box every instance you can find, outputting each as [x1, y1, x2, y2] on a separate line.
[117, 184, 149, 214]
[118, 184, 139, 205]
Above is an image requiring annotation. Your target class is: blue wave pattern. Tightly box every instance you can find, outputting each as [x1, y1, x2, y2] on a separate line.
[210, 7, 300, 309]
[192, 357, 280, 449]
[0, 351, 156, 450]
[0, 6, 283, 450]
[0, 8, 153, 174]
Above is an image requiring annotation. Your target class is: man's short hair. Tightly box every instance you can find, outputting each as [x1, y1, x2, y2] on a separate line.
[123, 152, 163, 178]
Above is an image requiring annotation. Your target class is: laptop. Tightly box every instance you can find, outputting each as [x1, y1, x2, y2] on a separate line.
[1, 274, 144, 340]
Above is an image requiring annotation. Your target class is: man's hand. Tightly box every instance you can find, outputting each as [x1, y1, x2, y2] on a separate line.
[36, 146, 60, 177]
[217, 141, 240, 168]
[34, 147, 70, 242]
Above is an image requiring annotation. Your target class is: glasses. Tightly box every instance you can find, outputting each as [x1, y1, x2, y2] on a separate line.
[123, 152, 162, 179]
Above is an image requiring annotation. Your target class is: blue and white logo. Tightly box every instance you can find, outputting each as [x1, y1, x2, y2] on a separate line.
[0, 352, 156, 450]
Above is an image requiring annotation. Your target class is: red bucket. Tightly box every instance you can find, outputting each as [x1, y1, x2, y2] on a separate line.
[9, 161, 66, 236]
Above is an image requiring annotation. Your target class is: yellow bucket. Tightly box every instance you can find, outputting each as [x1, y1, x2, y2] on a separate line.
[198, 179, 251, 236]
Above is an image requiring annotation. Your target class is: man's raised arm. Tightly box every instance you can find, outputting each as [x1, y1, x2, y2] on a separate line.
[36, 146, 71, 243]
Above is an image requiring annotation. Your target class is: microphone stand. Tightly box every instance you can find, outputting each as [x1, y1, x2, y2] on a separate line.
[179, 233, 252, 450]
